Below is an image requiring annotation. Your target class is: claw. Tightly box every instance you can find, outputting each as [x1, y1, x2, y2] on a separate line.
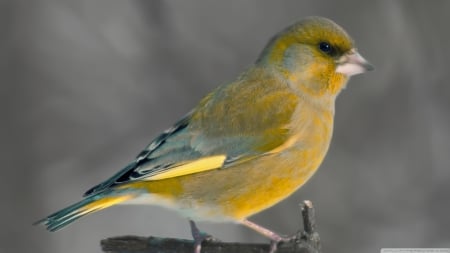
[241, 219, 298, 253]
[270, 234, 298, 253]
[189, 220, 219, 253]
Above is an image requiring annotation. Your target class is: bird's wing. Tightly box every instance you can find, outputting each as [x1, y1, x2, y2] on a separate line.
[84, 80, 299, 197]
[83, 115, 215, 196]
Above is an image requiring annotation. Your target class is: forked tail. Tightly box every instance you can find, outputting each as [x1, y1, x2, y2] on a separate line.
[34, 189, 137, 231]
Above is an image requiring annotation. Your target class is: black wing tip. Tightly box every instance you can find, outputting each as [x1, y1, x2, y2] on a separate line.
[84, 116, 191, 197]
[83, 162, 139, 197]
[83, 187, 96, 197]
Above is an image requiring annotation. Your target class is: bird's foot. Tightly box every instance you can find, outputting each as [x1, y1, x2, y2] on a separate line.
[241, 219, 299, 253]
[268, 233, 298, 253]
[189, 220, 220, 253]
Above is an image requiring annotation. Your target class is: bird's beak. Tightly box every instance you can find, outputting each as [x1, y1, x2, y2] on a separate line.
[336, 49, 374, 77]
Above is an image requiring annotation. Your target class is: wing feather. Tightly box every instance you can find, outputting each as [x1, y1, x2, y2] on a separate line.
[142, 155, 226, 181]
[84, 77, 299, 196]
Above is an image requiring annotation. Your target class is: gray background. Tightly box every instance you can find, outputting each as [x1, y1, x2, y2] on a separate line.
[2, 1, 449, 253]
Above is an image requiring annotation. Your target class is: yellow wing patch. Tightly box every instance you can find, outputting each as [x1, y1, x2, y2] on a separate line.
[78, 195, 135, 216]
[144, 155, 227, 181]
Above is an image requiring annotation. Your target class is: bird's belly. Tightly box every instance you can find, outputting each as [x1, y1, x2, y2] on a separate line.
[200, 147, 327, 220]
[130, 141, 330, 222]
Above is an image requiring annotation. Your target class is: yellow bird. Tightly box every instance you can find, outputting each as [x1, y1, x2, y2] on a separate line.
[36, 16, 373, 252]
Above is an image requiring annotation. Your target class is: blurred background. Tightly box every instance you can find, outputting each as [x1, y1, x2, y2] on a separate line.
[2, 1, 449, 253]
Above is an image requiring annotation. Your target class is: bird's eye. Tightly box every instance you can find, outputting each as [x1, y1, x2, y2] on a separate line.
[319, 42, 334, 55]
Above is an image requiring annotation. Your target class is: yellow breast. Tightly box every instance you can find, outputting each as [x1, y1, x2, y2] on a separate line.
[128, 99, 334, 221]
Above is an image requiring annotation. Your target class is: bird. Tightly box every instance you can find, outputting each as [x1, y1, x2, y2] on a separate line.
[36, 16, 373, 253]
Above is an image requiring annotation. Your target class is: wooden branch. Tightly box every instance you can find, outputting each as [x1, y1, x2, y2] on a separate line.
[101, 200, 321, 253]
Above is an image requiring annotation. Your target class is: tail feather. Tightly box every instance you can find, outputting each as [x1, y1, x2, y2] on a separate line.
[35, 190, 136, 232]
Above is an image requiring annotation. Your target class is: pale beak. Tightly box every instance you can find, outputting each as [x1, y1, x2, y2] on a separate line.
[336, 49, 374, 77]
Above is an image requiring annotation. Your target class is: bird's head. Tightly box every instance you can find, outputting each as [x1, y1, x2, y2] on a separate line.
[257, 16, 373, 99]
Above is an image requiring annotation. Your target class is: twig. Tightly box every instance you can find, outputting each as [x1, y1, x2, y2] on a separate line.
[101, 200, 321, 253]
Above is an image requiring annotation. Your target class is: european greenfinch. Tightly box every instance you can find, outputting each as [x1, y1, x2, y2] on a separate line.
[36, 16, 373, 252]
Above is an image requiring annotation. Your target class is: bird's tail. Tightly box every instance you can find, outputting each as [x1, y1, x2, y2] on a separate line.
[34, 189, 137, 232]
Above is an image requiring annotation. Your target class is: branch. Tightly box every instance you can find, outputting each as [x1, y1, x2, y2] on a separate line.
[101, 200, 321, 253]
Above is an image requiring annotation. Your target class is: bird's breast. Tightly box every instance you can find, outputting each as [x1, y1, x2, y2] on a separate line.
[182, 103, 334, 221]
[132, 98, 335, 222]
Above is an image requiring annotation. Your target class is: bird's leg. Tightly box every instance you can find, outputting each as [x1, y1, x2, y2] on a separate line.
[189, 220, 219, 253]
[240, 219, 296, 253]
